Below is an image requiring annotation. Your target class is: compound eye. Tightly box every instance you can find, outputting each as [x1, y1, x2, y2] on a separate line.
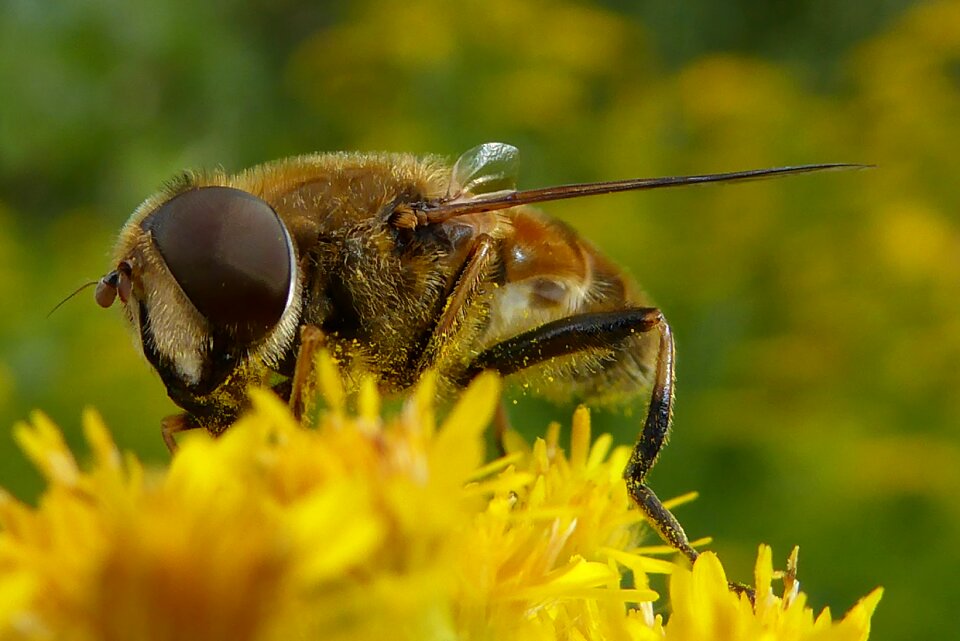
[143, 186, 294, 344]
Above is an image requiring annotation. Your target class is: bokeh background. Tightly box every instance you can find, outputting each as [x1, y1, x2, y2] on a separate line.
[1, 1, 957, 639]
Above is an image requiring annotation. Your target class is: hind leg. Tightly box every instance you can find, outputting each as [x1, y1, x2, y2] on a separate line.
[619, 311, 701, 564]
[462, 307, 701, 562]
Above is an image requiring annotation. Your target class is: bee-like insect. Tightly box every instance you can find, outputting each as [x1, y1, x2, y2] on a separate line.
[95, 142, 858, 566]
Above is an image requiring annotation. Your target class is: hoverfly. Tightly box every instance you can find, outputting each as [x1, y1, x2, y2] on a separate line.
[95, 142, 860, 567]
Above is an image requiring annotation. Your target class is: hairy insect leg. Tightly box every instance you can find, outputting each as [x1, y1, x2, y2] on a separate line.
[289, 324, 325, 421]
[413, 234, 498, 378]
[623, 315, 756, 598]
[462, 308, 702, 564]
[625, 314, 757, 598]
[160, 413, 202, 454]
[617, 311, 703, 565]
[408, 232, 516, 454]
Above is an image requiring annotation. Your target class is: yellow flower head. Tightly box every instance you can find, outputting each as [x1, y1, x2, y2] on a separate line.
[662, 546, 882, 641]
[0, 364, 880, 640]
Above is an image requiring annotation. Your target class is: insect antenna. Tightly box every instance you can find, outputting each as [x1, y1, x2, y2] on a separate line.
[47, 280, 99, 318]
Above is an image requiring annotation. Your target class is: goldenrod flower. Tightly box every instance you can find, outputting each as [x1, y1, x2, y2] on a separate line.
[660, 546, 882, 641]
[0, 367, 880, 640]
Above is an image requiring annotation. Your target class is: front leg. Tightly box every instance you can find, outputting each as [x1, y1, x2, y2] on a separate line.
[289, 324, 326, 421]
[160, 413, 203, 454]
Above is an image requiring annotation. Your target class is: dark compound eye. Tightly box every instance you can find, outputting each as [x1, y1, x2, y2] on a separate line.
[143, 186, 294, 344]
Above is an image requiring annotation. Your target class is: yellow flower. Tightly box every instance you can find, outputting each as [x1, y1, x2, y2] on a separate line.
[0, 364, 880, 640]
[663, 547, 882, 641]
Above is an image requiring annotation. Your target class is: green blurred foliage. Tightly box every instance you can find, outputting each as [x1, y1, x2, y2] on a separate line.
[0, 1, 957, 639]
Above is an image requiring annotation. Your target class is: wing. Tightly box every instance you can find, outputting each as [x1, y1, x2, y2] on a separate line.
[447, 142, 520, 200]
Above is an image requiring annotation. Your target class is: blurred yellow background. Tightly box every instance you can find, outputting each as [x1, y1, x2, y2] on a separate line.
[0, 2, 957, 640]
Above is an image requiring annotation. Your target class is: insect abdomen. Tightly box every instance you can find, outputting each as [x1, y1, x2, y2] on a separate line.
[482, 208, 657, 404]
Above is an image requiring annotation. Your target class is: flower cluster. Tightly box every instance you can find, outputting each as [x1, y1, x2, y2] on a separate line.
[0, 363, 880, 640]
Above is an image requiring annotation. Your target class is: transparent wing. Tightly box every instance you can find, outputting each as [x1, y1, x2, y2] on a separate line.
[447, 142, 520, 199]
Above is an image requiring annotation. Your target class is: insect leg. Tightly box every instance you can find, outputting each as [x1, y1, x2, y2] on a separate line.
[619, 313, 701, 565]
[413, 233, 498, 376]
[289, 324, 326, 420]
[459, 308, 662, 381]
[160, 413, 202, 454]
[461, 308, 701, 564]
[408, 233, 517, 451]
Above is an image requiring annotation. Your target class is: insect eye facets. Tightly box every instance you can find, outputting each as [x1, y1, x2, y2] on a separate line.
[143, 187, 293, 344]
